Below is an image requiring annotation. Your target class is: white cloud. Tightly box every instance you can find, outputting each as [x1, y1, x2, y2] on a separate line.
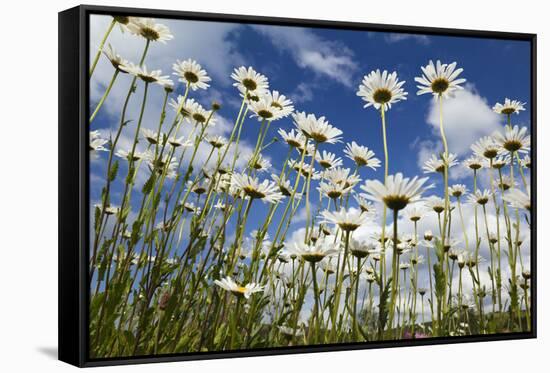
[291, 82, 315, 103]
[252, 25, 358, 87]
[385, 33, 431, 45]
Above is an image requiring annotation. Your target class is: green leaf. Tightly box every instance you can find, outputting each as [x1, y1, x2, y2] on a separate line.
[108, 160, 119, 182]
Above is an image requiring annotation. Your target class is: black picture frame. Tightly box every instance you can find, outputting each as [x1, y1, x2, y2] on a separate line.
[58, 4, 537, 367]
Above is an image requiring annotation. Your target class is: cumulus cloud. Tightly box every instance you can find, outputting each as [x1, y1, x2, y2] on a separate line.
[252, 25, 358, 87]
[425, 85, 502, 156]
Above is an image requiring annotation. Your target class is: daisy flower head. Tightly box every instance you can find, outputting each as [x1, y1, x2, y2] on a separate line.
[490, 155, 510, 170]
[316, 151, 343, 169]
[471, 136, 500, 159]
[463, 155, 484, 171]
[127, 17, 173, 43]
[318, 180, 353, 200]
[205, 135, 226, 149]
[344, 141, 381, 169]
[503, 189, 531, 211]
[271, 174, 295, 197]
[404, 206, 425, 222]
[172, 59, 211, 91]
[495, 175, 516, 191]
[324, 167, 361, 189]
[214, 277, 264, 299]
[231, 66, 269, 96]
[449, 184, 468, 198]
[141, 128, 162, 145]
[89, 130, 108, 152]
[120, 63, 172, 86]
[356, 69, 407, 111]
[425, 196, 446, 214]
[248, 154, 272, 172]
[493, 98, 526, 116]
[415, 60, 466, 98]
[290, 239, 341, 263]
[278, 128, 305, 149]
[354, 195, 376, 215]
[102, 44, 129, 71]
[349, 239, 376, 259]
[265, 90, 294, 118]
[292, 111, 342, 144]
[320, 208, 370, 232]
[468, 189, 492, 206]
[492, 125, 530, 154]
[422, 153, 458, 174]
[167, 136, 191, 148]
[231, 173, 284, 204]
[249, 96, 282, 122]
[361, 173, 432, 211]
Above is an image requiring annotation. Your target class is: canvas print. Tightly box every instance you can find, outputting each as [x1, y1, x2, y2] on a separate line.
[88, 14, 533, 359]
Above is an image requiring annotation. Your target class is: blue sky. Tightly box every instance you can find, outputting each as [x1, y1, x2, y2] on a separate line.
[89, 15, 532, 291]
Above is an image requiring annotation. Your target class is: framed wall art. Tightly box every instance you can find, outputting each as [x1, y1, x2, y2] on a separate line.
[59, 4, 536, 367]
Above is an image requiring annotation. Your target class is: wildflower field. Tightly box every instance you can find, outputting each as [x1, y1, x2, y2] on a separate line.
[88, 15, 533, 358]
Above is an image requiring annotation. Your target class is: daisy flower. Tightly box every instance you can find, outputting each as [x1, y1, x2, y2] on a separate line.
[102, 44, 129, 71]
[492, 98, 526, 115]
[127, 17, 173, 43]
[265, 90, 294, 118]
[356, 69, 407, 110]
[404, 206, 425, 222]
[425, 196, 446, 213]
[422, 153, 458, 174]
[205, 135, 226, 149]
[167, 136, 191, 148]
[290, 239, 341, 263]
[278, 128, 305, 149]
[141, 128, 162, 145]
[449, 184, 468, 198]
[172, 59, 211, 91]
[344, 141, 381, 169]
[94, 203, 120, 216]
[249, 97, 282, 121]
[361, 173, 432, 211]
[502, 189, 531, 211]
[467, 189, 492, 206]
[271, 174, 295, 197]
[415, 60, 466, 98]
[354, 195, 376, 215]
[324, 167, 361, 189]
[471, 136, 500, 159]
[492, 125, 530, 154]
[115, 149, 150, 162]
[463, 155, 484, 171]
[490, 155, 509, 170]
[89, 130, 108, 152]
[494, 175, 515, 191]
[249, 154, 272, 172]
[231, 66, 269, 96]
[231, 173, 284, 204]
[214, 277, 264, 299]
[120, 63, 172, 86]
[316, 151, 343, 169]
[318, 181, 353, 200]
[349, 239, 376, 259]
[292, 111, 342, 144]
[320, 208, 370, 232]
